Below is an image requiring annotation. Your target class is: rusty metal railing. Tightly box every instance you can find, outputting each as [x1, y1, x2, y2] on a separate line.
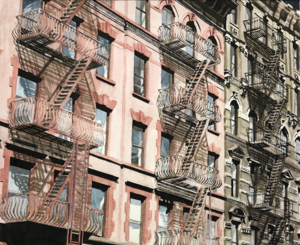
[155, 155, 222, 189]
[8, 97, 104, 147]
[84, 206, 104, 234]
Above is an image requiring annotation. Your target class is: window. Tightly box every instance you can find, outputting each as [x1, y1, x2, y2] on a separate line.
[95, 107, 109, 154]
[247, 59, 252, 85]
[183, 207, 190, 225]
[185, 21, 196, 56]
[62, 20, 77, 59]
[161, 134, 170, 158]
[58, 97, 73, 141]
[280, 128, 288, 154]
[282, 182, 288, 198]
[91, 183, 106, 236]
[129, 197, 143, 243]
[131, 123, 144, 166]
[16, 75, 37, 98]
[208, 154, 216, 169]
[296, 138, 300, 164]
[206, 215, 217, 241]
[207, 37, 217, 69]
[97, 35, 111, 78]
[231, 222, 239, 245]
[162, 6, 174, 27]
[100, 0, 111, 6]
[8, 165, 30, 195]
[230, 9, 236, 24]
[161, 68, 173, 89]
[22, 0, 42, 13]
[230, 45, 236, 76]
[259, 20, 267, 45]
[246, 7, 251, 21]
[249, 186, 254, 204]
[134, 54, 145, 96]
[135, 0, 147, 28]
[231, 160, 238, 197]
[158, 204, 168, 232]
[278, 31, 284, 58]
[54, 170, 68, 202]
[230, 101, 238, 135]
[250, 228, 256, 245]
[208, 94, 216, 130]
[294, 45, 298, 70]
[249, 111, 257, 142]
[294, 89, 298, 115]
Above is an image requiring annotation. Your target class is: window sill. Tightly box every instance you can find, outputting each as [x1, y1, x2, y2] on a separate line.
[208, 128, 221, 136]
[96, 74, 116, 86]
[132, 92, 150, 104]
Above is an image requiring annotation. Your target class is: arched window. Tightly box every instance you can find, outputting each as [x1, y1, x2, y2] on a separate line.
[230, 101, 239, 135]
[280, 128, 288, 154]
[207, 36, 217, 70]
[230, 9, 236, 24]
[186, 21, 196, 57]
[296, 138, 300, 164]
[162, 6, 174, 40]
[249, 111, 257, 142]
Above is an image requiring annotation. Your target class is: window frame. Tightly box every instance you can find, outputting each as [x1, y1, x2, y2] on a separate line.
[160, 133, 172, 158]
[133, 53, 147, 97]
[230, 8, 236, 24]
[162, 5, 174, 27]
[231, 222, 239, 245]
[294, 44, 298, 71]
[161, 66, 174, 90]
[185, 21, 196, 57]
[100, 0, 112, 6]
[157, 201, 169, 232]
[135, 0, 148, 29]
[97, 32, 112, 79]
[296, 138, 300, 165]
[230, 101, 239, 135]
[208, 93, 216, 130]
[22, 0, 43, 13]
[231, 160, 239, 197]
[131, 122, 146, 167]
[230, 45, 237, 77]
[129, 193, 145, 244]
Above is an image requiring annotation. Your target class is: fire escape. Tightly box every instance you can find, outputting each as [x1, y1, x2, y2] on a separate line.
[155, 22, 222, 245]
[0, 1, 109, 245]
[242, 18, 292, 245]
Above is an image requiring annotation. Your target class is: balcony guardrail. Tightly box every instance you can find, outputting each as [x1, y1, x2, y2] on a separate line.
[248, 193, 292, 215]
[243, 18, 287, 53]
[8, 97, 104, 147]
[155, 155, 222, 189]
[157, 87, 222, 123]
[0, 194, 104, 234]
[158, 22, 221, 64]
[13, 9, 108, 69]
[244, 73, 287, 102]
[155, 229, 220, 245]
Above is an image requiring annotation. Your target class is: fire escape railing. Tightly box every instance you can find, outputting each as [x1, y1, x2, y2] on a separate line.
[0, 194, 103, 234]
[8, 97, 104, 147]
[158, 22, 221, 64]
[13, 9, 109, 69]
[155, 155, 222, 189]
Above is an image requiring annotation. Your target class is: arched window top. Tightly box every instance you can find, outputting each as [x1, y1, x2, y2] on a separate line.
[208, 36, 218, 46]
[248, 110, 257, 119]
[281, 127, 289, 140]
[162, 5, 174, 26]
[186, 21, 196, 31]
[230, 100, 239, 109]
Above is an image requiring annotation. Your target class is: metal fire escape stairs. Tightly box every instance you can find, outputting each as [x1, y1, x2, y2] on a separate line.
[60, 0, 87, 24]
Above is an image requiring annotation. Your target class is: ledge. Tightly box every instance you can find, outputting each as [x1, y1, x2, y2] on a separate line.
[96, 74, 116, 86]
[208, 128, 221, 136]
[132, 92, 150, 103]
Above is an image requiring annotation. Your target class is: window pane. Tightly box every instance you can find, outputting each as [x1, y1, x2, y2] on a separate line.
[130, 198, 142, 221]
[232, 180, 236, 197]
[230, 46, 235, 75]
[136, 0, 146, 11]
[62, 21, 76, 58]
[246, 8, 251, 20]
[183, 209, 189, 223]
[91, 187, 105, 210]
[132, 127, 143, 146]
[134, 55, 145, 95]
[59, 183, 68, 202]
[162, 8, 172, 26]
[16, 76, 37, 98]
[9, 166, 30, 194]
[249, 186, 254, 204]
[294, 90, 298, 115]
[136, 8, 146, 28]
[231, 163, 236, 178]
[158, 205, 168, 231]
[129, 222, 140, 243]
[22, 0, 42, 13]
[251, 229, 256, 245]
[161, 136, 170, 157]
[134, 76, 144, 95]
[101, 0, 111, 6]
[131, 146, 143, 166]
[231, 223, 237, 243]
[161, 69, 172, 89]
[97, 35, 110, 78]
[207, 155, 215, 168]
[95, 109, 108, 154]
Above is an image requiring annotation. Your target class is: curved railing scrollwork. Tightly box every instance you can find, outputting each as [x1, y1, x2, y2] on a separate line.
[12, 9, 108, 66]
[84, 206, 104, 234]
[155, 155, 222, 189]
[158, 22, 221, 64]
[8, 97, 104, 147]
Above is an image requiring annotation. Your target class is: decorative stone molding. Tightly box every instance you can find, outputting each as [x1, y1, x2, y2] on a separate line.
[241, 227, 251, 234]
[241, 190, 249, 195]
[224, 237, 232, 241]
[209, 143, 221, 155]
[97, 94, 117, 111]
[239, 45, 248, 58]
[225, 222, 232, 229]
[224, 69, 232, 87]
[289, 186, 298, 195]
[133, 43, 152, 58]
[241, 242, 250, 245]
[187, 12, 197, 22]
[241, 167, 250, 174]
[240, 179, 251, 185]
[208, 84, 219, 97]
[130, 109, 152, 126]
[225, 161, 233, 167]
[279, 60, 285, 73]
[98, 21, 118, 39]
[225, 173, 232, 178]
[230, 22, 239, 36]
[294, 240, 300, 245]
[285, 110, 299, 128]
[225, 184, 232, 189]
[228, 146, 245, 159]
[281, 169, 294, 180]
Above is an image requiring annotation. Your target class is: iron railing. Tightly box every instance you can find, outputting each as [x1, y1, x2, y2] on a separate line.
[13, 9, 108, 68]
[8, 97, 104, 146]
[155, 230, 220, 245]
[155, 155, 222, 189]
[0, 194, 104, 234]
[158, 22, 221, 64]
[243, 18, 287, 53]
[157, 87, 222, 122]
[244, 72, 287, 102]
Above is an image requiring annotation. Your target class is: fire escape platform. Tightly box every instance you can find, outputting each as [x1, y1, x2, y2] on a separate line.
[0, 193, 103, 234]
[14, 9, 109, 70]
[8, 97, 104, 148]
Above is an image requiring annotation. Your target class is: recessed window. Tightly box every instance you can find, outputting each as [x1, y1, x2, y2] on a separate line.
[296, 138, 300, 164]
[208, 94, 216, 130]
[58, 97, 73, 141]
[246, 7, 251, 21]
[95, 107, 109, 155]
[231, 160, 238, 197]
[294, 89, 298, 116]
[158, 204, 168, 232]
[206, 215, 217, 239]
[135, 0, 147, 29]
[131, 123, 144, 166]
[231, 222, 239, 245]
[97, 34, 111, 78]
[162, 6, 173, 26]
[16, 75, 37, 99]
[91, 183, 107, 236]
[161, 68, 173, 89]
[294, 45, 298, 70]
[22, 0, 42, 13]
[185, 21, 196, 56]
[230, 101, 239, 135]
[280, 128, 288, 154]
[207, 36, 217, 69]
[8, 165, 30, 195]
[161, 134, 171, 158]
[183, 207, 190, 225]
[247, 59, 253, 85]
[230, 45, 236, 77]
[249, 111, 257, 142]
[250, 227, 257, 245]
[134, 54, 146, 96]
[62, 20, 77, 59]
[129, 197, 143, 243]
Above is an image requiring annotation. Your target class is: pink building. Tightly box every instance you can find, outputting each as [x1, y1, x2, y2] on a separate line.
[0, 0, 236, 245]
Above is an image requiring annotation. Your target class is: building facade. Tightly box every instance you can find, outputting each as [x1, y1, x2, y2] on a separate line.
[224, 0, 300, 244]
[0, 0, 235, 245]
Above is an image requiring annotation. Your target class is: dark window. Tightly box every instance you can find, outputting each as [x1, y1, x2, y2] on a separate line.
[231, 222, 239, 245]
[230, 101, 239, 135]
[54, 170, 68, 202]
[131, 123, 144, 166]
[161, 134, 171, 158]
[161, 68, 173, 89]
[186, 21, 196, 56]
[183, 207, 190, 225]
[134, 54, 146, 96]
[97, 34, 111, 78]
[280, 128, 288, 154]
[8, 165, 30, 195]
[294, 45, 298, 70]
[62, 20, 77, 59]
[250, 227, 257, 245]
[206, 215, 218, 240]
[246, 7, 251, 21]
[230, 45, 236, 76]
[22, 0, 42, 13]
[95, 106, 109, 154]
[247, 59, 253, 85]
[16, 75, 37, 99]
[162, 6, 174, 26]
[100, 0, 111, 6]
[207, 37, 217, 69]
[282, 182, 288, 198]
[136, 0, 147, 28]
[249, 111, 257, 142]
[208, 94, 216, 130]
[231, 160, 239, 197]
